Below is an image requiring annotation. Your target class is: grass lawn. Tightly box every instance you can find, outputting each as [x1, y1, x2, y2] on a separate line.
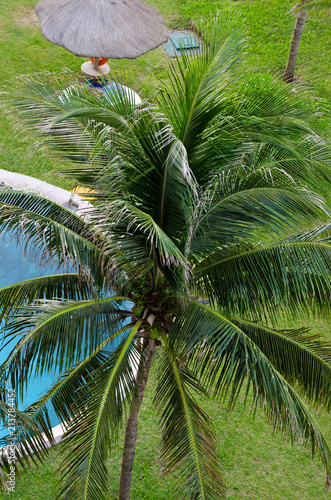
[1, 0, 331, 498]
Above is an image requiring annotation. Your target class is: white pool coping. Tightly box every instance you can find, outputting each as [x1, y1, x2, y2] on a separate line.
[0, 169, 93, 217]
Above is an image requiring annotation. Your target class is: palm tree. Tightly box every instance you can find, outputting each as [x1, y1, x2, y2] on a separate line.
[1, 12, 331, 500]
[284, 0, 331, 82]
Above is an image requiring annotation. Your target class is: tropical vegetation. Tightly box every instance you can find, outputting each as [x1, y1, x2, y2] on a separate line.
[1, 10, 331, 500]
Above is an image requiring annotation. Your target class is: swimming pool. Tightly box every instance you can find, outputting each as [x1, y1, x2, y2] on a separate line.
[0, 237, 64, 435]
[0, 236, 130, 439]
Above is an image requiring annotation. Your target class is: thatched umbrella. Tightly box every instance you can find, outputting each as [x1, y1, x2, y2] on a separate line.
[35, 0, 168, 76]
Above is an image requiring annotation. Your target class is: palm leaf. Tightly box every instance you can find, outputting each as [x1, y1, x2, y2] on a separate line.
[0, 322, 135, 481]
[0, 273, 88, 322]
[0, 189, 108, 284]
[93, 200, 190, 290]
[2, 75, 123, 165]
[279, 222, 331, 243]
[231, 319, 331, 409]
[56, 321, 142, 500]
[155, 337, 225, 499]
[194, 241, 331, 320]
[189, 167, 327, 258]
[289, 0, 331, 16]
[0, 296, 131, 398]
[158, 11, 246, 154]
[56, 100, 197, 245]
[175, 300, 331, 478]
[0, 394, 54, 480]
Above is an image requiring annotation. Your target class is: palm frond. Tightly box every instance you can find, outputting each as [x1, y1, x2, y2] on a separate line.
[190, 167, 327, 257]
[194, 241, 331, 320]
[0, 394, 54, 481]
[113, 203, 188, 269]
[279, 222, 331, 243]
[232, 319, 331, 409]
[288, 0, 331, 17]
[10, 82, 198, 257]
[56, 322, 142, 500]
[57, 101, 198, 245]
[0, 296, 131, 399]
[0, 189, 109, 284]
[175, 300, 331, 477]
[93, 200, 190, 291]
[2, 75, 129, 166]
[238, 137, 331, 195]
[0, 321, 135, 484]
[156, 138, 197, 238]
[188, 71, 331, 189]
[158, 10, 246, 155]
[0, 273, 89, 322]
[155, 338, 225, 499]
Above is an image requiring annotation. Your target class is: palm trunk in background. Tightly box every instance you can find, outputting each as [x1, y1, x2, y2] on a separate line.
[283, 10, 307, 83]
[118, 339, 155, 500]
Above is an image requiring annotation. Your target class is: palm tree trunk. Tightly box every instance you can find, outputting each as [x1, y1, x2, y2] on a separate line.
[283, 10, 307, 83]
[118, 339, 155, 500]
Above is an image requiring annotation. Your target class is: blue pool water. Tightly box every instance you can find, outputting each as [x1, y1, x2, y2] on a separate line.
[0, 236, 129, 438]
[0, 237, 63, 435]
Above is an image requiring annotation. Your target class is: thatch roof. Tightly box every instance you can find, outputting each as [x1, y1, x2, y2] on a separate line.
[35, 0, 168, 59]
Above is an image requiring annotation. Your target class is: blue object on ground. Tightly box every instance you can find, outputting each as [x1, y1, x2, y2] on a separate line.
[86, 79, 127, 99]
[163, 31, 201, 58]
[169, 35, 199, 50]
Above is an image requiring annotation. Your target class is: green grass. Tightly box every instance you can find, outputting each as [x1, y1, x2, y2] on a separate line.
[1, 0, 331, 498]
[171, 0, 331, 97]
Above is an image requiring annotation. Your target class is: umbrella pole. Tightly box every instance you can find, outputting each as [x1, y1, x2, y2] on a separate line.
[93, 57, 100, 70]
